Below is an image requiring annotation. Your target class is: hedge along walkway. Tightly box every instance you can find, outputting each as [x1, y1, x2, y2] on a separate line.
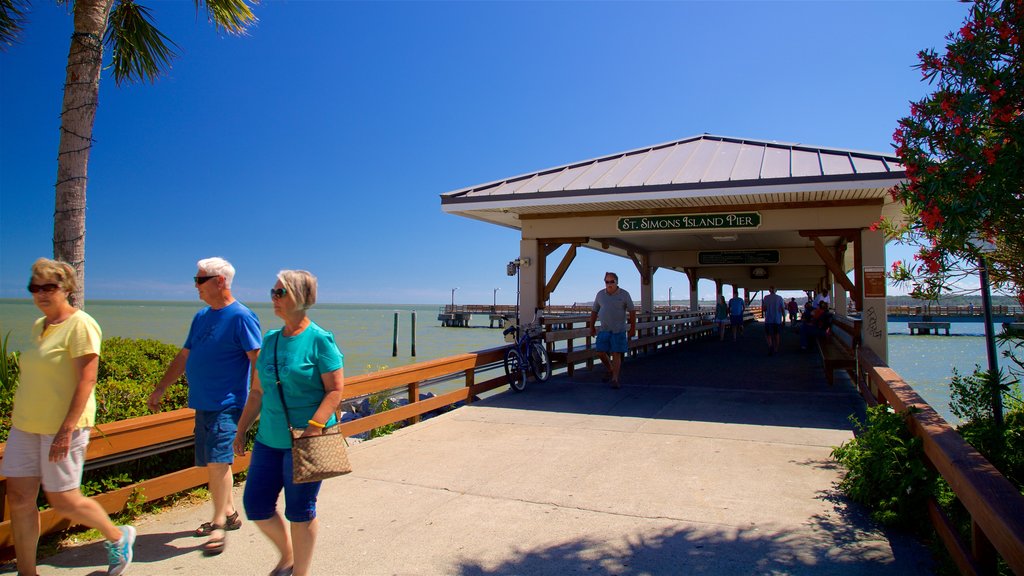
[26, 322, 933, 575]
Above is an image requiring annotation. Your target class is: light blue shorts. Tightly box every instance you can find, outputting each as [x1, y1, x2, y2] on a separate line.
[595, 331, 628, 354]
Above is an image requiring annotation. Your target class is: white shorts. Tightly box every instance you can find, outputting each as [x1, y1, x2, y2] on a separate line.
[0, 426, 90, 492]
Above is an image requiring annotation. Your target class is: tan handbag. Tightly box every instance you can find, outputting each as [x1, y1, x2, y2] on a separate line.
[273, 334, 352, 484]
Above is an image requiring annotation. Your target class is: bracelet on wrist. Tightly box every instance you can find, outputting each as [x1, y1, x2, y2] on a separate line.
[307, 419, 326, 429]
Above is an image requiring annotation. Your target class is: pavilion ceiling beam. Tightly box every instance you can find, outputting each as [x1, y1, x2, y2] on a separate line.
[543, 243, 579, 302]
[811, 237, 858, 303]
[541, 237, 589, 258]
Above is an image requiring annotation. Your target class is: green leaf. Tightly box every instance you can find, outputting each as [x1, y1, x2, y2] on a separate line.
[198, 0, 258, 35]
[104, 0, 179, 85]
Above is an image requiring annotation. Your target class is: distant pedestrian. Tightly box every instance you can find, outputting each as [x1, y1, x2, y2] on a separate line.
[813, 288, 831, 308]
[728, 289, 745, 341]
[801, 301, 835, 350]
[715, 295, 729, 341]
[234, 269, 345, 576]
[761, 286, 785, 355]
[787, 298, 799, 327]
[149, 257, 261, 556]
[590, 272, 637, 388]
[2, 259, 135, 576]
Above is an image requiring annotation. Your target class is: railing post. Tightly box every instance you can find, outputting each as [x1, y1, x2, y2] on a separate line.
[407, 381, 421, 426]
[972, 520, 998, 575]
[464, 368, 475, 404]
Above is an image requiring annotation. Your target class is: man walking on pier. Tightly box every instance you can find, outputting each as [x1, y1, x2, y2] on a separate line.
[590, 272, 636, 389]
[148, 257, 261, 556]
[728, 289, 745, 341]
[762, 286, 785, 355]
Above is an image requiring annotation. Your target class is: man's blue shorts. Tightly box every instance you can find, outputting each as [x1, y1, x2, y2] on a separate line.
[730, 314, 744, 327]
[194, 407, 240, 466]
[595, 330, 628, 354]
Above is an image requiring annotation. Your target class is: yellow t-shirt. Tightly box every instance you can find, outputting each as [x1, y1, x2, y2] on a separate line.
[12, 310, 102, 434]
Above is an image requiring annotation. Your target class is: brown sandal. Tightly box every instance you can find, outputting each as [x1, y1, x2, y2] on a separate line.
[202, 526, 227, 556]
[195, 511, 241, 537]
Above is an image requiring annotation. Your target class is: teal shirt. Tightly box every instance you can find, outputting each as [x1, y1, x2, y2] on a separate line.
[255, 322, 344, 449]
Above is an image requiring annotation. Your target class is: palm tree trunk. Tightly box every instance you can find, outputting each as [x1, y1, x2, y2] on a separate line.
[53, 0, 113, 309]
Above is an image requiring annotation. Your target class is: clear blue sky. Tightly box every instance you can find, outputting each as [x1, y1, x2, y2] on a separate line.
[0, 1, 971, 306]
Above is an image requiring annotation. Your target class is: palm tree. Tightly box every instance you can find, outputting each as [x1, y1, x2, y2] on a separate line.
[0, 0, 257, 307]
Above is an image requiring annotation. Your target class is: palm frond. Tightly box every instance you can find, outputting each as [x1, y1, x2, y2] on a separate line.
[198, 0, 257, 35]
[104, 0, 179, 85]
[0, 0, 30, 50]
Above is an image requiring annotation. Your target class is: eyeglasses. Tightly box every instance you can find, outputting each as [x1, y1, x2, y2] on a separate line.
[270, 288, 288, 299]
[605, 280, 617, 285]
[194, 276, 217, 285]
[27, 283, 60, 294]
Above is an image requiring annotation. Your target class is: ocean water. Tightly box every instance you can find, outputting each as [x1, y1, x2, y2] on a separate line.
[0, 299, 506, 377]
[0, 299, 1012, 424]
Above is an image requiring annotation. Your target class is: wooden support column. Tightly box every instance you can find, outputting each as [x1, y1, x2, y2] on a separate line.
[853, 234, 864, 312]
[518, 239, 542, 324]
[833, 243, 849, 315]
[640, 256, 655, 314]
[859, 228, 888, 362]
[686, 268, 699, 311]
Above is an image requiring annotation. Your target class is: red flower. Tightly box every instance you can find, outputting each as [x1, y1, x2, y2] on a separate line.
[965, 172, 983, 188]
[920, 204, 945, 230]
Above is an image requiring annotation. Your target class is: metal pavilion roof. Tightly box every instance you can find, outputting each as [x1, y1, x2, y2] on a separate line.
[441, 134, 906, 228]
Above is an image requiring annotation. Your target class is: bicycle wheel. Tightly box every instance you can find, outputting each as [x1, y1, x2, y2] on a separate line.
[529, 340, 551, 382]
[504, 347, 527, 392]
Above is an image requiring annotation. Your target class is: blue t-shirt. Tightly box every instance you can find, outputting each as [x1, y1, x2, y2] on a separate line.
[255, 322, 344, 449]
[728, 296, 745, 316]
[762, 293, 785, 324]
[184, 301, 262, 411]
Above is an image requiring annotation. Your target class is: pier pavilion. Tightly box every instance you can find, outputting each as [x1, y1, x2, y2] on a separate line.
[442, 134, 905, 361]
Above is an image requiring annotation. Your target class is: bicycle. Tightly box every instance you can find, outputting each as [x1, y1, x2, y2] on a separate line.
[502, 320, 551, 392]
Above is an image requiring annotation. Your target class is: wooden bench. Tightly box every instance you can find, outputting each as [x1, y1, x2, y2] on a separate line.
[817, 315, 859, 386]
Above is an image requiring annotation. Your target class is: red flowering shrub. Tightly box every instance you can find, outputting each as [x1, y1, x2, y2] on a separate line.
[882, 0, 1024, 301]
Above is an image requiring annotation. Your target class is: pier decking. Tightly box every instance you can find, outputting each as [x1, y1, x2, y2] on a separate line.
[33, 323, 933, 575]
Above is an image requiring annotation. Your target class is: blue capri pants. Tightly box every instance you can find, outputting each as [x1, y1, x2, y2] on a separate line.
[243, 440, 322, 523]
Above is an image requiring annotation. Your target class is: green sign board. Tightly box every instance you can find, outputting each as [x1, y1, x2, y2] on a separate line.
[618, 212, 761, 232]
[699, 250, 780, 265]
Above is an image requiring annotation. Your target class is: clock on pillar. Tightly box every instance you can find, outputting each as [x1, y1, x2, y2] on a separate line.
[750, 266, 769, 279]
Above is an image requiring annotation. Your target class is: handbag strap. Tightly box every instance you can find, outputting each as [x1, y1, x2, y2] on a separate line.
[273, 333, 294, 430]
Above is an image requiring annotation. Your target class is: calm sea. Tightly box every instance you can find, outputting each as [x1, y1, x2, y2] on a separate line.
[0, 299, 1010, 424]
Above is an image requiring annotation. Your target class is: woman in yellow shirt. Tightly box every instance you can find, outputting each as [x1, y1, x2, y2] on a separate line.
[0, 259, 135, 576]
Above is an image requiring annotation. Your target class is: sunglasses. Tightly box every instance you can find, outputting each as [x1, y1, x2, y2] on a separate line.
[27, 283, 61, 294]
[194, 275, 217, 285]
[605, 280, 617, 284]
[270, 288, 288, 299]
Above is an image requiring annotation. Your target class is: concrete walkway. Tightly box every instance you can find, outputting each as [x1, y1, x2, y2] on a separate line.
[28, 323, 933, 575]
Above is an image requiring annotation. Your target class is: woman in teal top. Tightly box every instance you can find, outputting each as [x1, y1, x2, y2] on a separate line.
[233, 270, 344, 576]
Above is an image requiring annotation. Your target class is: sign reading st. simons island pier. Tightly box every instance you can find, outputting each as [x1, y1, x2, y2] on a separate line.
[617, 212, 761, 232]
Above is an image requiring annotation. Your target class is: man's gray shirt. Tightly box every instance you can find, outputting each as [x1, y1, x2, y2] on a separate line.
[593, 288, 635, 333]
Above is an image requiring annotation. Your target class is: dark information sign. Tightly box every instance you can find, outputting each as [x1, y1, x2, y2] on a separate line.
[699, 250, 780, 265]
[618, 212, 761, 232]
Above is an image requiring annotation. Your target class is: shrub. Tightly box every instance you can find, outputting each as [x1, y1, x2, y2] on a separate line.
[95, 338, 188, 423]
[831, 405, 937, 528]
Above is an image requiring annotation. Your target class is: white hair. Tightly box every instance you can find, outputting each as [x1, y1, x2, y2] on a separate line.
[197, 257, 236, 288]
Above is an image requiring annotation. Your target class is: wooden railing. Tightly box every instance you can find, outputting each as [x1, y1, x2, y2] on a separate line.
[537, 310, 715, 375]
[855, 347, 1024, 575]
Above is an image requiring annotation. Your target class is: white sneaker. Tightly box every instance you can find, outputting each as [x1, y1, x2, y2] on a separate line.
[106, 525, 136, 575]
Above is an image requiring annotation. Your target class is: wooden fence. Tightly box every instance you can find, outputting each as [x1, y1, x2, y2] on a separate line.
[0, 311, 714, 552]
[854, 346, 1024, 575]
